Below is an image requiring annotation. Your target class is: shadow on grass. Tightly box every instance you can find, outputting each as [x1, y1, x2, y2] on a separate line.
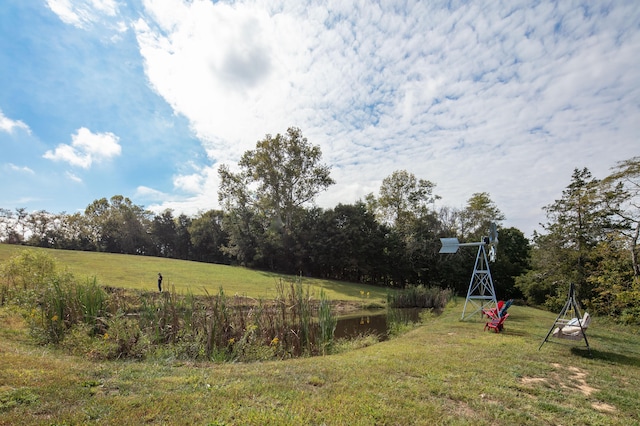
[571, 347, 640, 367]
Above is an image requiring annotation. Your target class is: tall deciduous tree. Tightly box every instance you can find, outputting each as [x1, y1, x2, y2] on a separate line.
[460, 192, 505, 241]
[84, 196, 151, 254]
[218, 127, 334, 269]
[25, 210, 55, 247]
[375, 170, 439, 228]
[305, 203, 386, 283]
[189, 210, 228, 264]
[0, 208, 17, 243]
[151, 209, 178, 257]
[368, 170, 441, 286]
[219, 127, 334, 229]
[491, 227, 530, 299]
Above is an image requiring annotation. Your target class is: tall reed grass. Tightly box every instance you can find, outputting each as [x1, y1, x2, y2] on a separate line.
[29, 275, 107, 344]
[318, 289, 337, 355]
[3, 250, 339, 361]
[387, 285, 452, 309]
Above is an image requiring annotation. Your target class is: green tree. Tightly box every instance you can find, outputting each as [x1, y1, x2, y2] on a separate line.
[84, 196, 152, 254]
[587, 237, 638, 322]
[189, 210, 229, 264]
[174, 213, 193, 260]
[218, 127, 334, 270]
[491, 227, 530, 299]
[460, 192, 505, 241]
[517, 168, 607, 310]
[368, 170, 441, 287]
[0, 208, 28, 244]
[219, 127, 334, 229]
[600, 156, 640, 277]
[308, 203, 386, 283]
[587, 156, 640, 322]
[59, 212, 95, 251]
[151, 209, 178, 257]
[375, 170, 439, 228]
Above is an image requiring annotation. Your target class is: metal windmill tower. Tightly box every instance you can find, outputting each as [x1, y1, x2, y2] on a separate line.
[440, 223, 499, 320]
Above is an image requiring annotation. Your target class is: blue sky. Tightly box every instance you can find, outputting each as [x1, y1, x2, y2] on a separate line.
[1, 0, 638, 237]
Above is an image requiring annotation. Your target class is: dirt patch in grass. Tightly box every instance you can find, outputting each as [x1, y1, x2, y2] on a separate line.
[452, 399, 475, 418]
[519, 362, 618, 413]
[521, 364, 598, 397]
[592, 401, 616, 413]
[550, 363, 597, 397]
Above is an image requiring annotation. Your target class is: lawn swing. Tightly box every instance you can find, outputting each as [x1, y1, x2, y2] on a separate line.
[539, 283, 591, 355]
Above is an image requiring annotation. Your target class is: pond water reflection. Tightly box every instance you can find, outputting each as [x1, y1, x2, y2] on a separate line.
[334, 308, 425, 341]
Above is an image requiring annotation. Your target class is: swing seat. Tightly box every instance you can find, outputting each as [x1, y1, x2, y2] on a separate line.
[552, 312, 591, 340]
[539, 283, 592, 355]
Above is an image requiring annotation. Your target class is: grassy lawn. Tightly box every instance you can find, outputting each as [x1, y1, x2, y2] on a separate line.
[0, 244, 388, 303]
[1, 244, 639, 424]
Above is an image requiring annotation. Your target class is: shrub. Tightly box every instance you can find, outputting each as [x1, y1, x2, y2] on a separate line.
[0, 250, 57, 306]
[29, 274, 108, 344]
[104, 314, 150, 360]
[387, 285, 452, 309]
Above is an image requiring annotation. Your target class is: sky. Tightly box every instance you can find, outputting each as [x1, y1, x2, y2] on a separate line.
[1, 0, 638, 238]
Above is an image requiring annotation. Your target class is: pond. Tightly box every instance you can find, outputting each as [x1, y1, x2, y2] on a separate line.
[334, 308, 425, 341]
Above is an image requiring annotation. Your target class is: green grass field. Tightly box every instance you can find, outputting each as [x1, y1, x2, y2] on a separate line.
[0, 244, 388, 303]
[1, 244, 639, 424]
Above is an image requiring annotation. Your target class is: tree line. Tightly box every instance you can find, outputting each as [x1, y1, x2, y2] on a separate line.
[0, 191, 527, 298]
[1, 127, 638, 322]
[0, 128, 528, 297]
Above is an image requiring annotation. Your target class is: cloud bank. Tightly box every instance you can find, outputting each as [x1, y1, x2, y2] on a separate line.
[129, 1, 639, 234]
[17, 1, 640, 236]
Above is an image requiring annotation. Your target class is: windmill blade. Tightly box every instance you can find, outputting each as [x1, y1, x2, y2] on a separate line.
[439, 238, 460, 254]
[489, 223, 498, 262]
[489, 222, 499, 245]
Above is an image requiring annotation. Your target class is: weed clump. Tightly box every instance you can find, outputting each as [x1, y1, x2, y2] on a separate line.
[387, 285, 452, 309]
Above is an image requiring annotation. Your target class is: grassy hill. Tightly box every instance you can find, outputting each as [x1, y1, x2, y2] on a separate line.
[1, 244, 639, 424]
[0, 244, 388, 303]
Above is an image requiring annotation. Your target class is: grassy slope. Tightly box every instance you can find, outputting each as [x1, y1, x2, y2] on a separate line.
[0, 244, 387, 302]
[1, 244, 639, 425]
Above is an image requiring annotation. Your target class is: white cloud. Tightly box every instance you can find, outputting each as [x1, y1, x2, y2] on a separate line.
[135, 185, 166, 199]
[44, 127, 121, 169]
[46, 0, 84, 27]
[173, 173, 204, 194]
[6, 163, 35, 174]
[0, 110, 30, 134]
[134, 0, 316, 161]
[65, 171, 83, 183]
[46, 0, 120, 29]
[133, 1, 640, 236]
